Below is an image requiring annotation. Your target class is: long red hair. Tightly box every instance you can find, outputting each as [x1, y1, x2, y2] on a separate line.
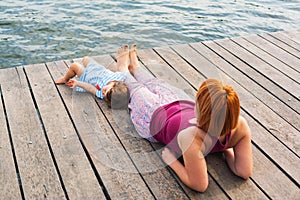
[196, 79, 240, 137]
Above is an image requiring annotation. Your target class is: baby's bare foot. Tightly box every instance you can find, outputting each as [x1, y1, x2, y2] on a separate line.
[55, 77, 67, 85]
[128, 44, 140, 73]
[117, 45, 129, 71]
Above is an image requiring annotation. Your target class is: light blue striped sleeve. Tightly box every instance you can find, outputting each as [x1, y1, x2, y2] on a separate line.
[118, 72, 127, 81]
[110, 72, 127, 82]
[95, 89, 104, 99]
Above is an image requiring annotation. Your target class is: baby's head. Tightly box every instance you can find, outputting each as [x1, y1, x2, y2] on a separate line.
[104, 81, 130, 109]
[195, 78, 240, 137]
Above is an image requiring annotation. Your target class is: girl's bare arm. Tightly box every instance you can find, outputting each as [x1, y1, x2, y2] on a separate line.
[162, 141, 208, 192]
[224, 116, 253, 179]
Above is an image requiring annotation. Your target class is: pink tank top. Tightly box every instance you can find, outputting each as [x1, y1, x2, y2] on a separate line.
[150, 100, 231, 155]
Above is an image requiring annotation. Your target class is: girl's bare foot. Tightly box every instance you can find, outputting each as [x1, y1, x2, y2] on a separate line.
[117, 45, 129, 72]
[128, 44, 140, 75]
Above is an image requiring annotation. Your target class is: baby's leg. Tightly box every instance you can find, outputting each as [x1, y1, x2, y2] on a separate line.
[55, 62, 84, 84]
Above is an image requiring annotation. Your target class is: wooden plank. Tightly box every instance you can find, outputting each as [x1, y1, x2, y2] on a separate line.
[171, 44, 300, 155]
[280, 30, 300, 44]
[138, 48, 265, 199]
[231, 36, 299, 83]
[0, 67, 66, 199]
[77, 55, 191, 200]
[156, 44, 300, 198]
[153, 47, 205, 89]
[136, 50, 196, 98]
[47, 60, 154, 200]
[24, 63, 106, 199]
[251, 146, 300, 199]
[263, 33, 300, 57]
[214, 38, 300, 100]
[243, 34, 300, 71]
[242, 109, 300, 186]
[207, 152, 268, 199]
[207, 139, 299, 199]
[262, 33, 300, 58]
[0, 83, 21, 200]
[269, 31, 300, 53]
[191, 41, 300, 131]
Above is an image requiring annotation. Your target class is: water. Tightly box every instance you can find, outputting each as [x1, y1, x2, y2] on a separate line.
[0, 0, 299, 69]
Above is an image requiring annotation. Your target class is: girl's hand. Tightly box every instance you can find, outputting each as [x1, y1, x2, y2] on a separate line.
[66, 79, 78, 89]
[161, 148, 177, 166]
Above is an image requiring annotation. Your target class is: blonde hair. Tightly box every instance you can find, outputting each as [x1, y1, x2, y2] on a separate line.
[104, 81, 130, 110]
[196, 79, 240, 137]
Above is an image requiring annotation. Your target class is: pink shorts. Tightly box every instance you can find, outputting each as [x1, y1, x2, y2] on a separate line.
[125, 68, 191, 142]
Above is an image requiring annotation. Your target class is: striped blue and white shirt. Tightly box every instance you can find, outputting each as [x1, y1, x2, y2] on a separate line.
[76, 60, 126, 99]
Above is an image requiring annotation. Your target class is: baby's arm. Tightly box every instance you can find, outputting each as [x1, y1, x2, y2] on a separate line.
[66, 79, 97, 96]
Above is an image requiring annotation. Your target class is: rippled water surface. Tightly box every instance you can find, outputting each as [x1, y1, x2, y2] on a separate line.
[0, 0, 299, 69]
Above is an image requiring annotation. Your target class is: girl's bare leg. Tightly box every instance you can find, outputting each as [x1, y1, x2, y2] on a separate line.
[117, 45, 129, 72]
[128, 44, 162, 85]
[128, 44, 140, 76]
[55, 62, 84, 84]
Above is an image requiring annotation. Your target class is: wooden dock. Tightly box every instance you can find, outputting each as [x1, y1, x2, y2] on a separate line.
[0, 29, 299, 199]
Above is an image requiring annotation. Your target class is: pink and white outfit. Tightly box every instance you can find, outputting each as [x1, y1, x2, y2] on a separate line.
[125, 68, 191, 142]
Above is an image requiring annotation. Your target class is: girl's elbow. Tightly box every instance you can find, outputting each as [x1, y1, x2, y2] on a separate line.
[193, 182, 208, 193]
[198, 184, 208, 193]
[190, 179, 209, 193]
[240, 170, 252, 180]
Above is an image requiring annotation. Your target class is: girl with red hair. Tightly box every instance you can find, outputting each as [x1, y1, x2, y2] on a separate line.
[125, 45, 253, 192]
